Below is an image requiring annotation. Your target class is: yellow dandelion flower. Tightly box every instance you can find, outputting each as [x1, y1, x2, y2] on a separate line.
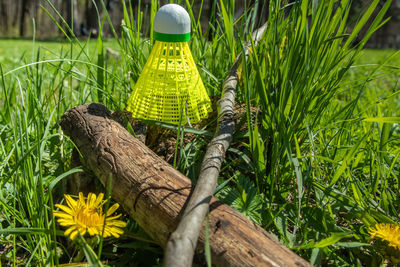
[369, 223, 400, 250]
[54, 192, 127, 240]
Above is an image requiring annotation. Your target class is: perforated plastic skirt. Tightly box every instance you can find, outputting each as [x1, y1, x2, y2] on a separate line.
[126, 41, 212, 125]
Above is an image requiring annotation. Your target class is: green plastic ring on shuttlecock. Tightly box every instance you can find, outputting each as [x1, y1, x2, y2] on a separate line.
[126, 4, 212, 125]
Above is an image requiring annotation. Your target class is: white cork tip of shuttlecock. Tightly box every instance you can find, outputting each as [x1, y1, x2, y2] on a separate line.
[154, 4, 191, 36]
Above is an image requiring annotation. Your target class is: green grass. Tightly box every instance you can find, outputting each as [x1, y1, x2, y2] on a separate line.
[0, 0, 399, 266]
[0, 38, 119, 66]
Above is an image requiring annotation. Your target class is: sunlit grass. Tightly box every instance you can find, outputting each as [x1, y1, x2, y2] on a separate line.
[0, 0, 399, 266]
[0, 38, 119, 67]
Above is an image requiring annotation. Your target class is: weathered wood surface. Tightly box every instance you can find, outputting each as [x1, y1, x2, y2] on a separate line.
[60, 103, 311, 267]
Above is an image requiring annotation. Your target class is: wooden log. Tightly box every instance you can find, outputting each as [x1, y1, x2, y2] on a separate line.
[60, 103, 311, 267]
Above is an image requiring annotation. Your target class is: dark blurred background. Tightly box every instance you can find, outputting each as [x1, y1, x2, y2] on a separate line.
[0, 0, 399, 48]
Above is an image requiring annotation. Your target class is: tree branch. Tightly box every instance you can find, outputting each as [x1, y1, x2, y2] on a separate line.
[164, 23, 269, 267]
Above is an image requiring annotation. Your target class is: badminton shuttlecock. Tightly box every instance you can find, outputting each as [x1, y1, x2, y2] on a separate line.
[126, 4, 212, 125]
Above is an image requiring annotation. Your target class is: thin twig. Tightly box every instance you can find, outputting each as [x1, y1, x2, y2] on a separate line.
[163, 22, 268, 267]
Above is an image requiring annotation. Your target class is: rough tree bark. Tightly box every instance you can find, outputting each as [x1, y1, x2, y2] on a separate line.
[19, 0, 29, 37]
[85, 0, 103, 36]
[60, 103, 311, 267]
[65, 0, 79, 37]
[164, 22, 268, 267]
[0, 0, 8, 34]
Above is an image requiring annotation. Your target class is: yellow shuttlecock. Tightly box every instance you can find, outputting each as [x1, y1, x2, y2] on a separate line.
[126, 4, 212, 125]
